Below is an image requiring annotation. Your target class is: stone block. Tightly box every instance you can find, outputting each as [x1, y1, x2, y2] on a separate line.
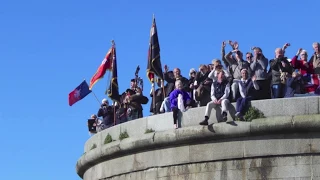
[120, 117, 147, 138]
[147, 113, 173, 131]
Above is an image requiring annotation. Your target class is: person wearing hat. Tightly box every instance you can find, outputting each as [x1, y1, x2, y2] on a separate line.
[97, 98, 114, 129]
[235, 69, 259, 120]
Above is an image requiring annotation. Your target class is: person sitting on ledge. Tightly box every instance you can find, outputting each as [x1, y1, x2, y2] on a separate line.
[87, 114, 103, 136]
[200, 70, 231, 125]
[235, 69, 259, 120]
[169, 80, 191, 129]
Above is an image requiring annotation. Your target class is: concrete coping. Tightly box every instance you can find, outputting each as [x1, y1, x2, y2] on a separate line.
[76, 114, 320, 178]
[83, 96, 320, 153]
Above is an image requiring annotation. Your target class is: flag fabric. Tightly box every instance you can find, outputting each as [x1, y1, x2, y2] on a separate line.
[68, 80, 91, 106]
[147, 16, 163, 83]
[107, 44, 120, 102]
[89, 47, 113, 90]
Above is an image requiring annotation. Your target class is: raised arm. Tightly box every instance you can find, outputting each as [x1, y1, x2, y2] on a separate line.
[221, 41, 229, 67]
[252, 76, 259, 90]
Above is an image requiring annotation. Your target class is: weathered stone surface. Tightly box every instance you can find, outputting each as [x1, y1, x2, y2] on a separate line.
[77, 97, 320, 179]
[96, 156, 320, 180]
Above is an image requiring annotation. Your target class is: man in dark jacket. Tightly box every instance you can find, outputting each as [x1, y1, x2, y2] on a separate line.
[97, 99, 114, 129]
[269, 48, 293, 98]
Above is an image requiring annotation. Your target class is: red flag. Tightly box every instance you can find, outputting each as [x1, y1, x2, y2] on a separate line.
[89, 47, 113, 90]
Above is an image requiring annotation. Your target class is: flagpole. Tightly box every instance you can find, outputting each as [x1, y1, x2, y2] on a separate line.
[113, 101, 117, 125]
[162, 72, 166, 100]
[152, 81, 156, 114]
[91, 90, 101, 105]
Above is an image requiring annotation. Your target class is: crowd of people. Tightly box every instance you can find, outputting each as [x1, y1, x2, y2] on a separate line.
[87, 41, 320, 134]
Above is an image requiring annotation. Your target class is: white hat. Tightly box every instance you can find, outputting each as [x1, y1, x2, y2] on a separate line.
[102, 98, 108, 104]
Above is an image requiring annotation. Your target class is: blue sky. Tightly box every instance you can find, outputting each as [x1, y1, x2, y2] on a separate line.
[0, 0, 318, 179]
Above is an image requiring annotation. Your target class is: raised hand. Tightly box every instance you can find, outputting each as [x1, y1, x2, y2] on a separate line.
[222, 41, 226, 48]
[283, 43, 290, 49]
[296, 48, 302, 56]
[228, 40, 234, 47]
[233, 41, 239, 50]
[252, 75, 257, 81]
[164, 64, 169, 72]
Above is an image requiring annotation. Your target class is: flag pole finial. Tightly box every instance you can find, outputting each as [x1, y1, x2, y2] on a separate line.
[153, 13, 155, 19]
[111, 39, 115, 46]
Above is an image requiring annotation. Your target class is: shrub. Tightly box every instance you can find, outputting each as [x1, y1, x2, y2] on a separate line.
[119, 131, 129, 141]
[242, 106, 265, 122]
[104, 134, 113, 144]
[90, 144, 97, 150]
[145, 128, 155, 134]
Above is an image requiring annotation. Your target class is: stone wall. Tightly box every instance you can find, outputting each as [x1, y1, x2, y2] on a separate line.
[76, 97, 320, 180]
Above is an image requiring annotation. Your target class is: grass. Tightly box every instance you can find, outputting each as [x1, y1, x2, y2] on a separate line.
[145, 128, 155, 134]
[104, 133, 113, 144]
[119, 131, 129, 141]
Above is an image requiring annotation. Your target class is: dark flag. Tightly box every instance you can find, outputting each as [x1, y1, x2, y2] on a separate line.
[107, 41, 120, 102]
[68, 80, 91, 106]
[147, 15, 163, 83]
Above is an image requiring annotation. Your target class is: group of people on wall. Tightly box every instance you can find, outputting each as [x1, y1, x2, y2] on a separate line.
[87, 41, 320, 134]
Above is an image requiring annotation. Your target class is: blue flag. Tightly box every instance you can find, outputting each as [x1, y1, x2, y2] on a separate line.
[68, 80, 91, 106]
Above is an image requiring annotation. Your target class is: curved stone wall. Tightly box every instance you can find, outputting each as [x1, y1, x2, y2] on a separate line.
[76, 97, 320, 179]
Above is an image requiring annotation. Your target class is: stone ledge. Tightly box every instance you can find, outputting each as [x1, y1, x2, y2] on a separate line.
[84, 96, 320, 153]
[76, 114, 320, 178]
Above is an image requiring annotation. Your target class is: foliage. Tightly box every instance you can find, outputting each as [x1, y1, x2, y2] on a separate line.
[145, 128, 155, 134]
[236, 106, 265, 122]
[242, 106, 265, 121]
[119, 131, 129, 141]
[104, 134, 113, 144]
[90, 144, 97, 150]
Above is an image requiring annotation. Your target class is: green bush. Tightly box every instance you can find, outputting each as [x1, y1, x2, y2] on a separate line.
[104, 134, 113, 144]
[119, 131, 129, 141]
[145, 128, 155, 134]
[90, 144, 97, 150]
[242, 106, 265, 122]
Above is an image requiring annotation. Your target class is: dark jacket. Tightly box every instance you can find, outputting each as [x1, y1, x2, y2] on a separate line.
[270, 57, 293, 85]
[164, 72, 189, 92]
[150, 87, 164, 114]
[97, 104, 114, 127]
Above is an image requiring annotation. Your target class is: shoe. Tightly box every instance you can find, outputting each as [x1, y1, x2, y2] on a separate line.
[199, 120, 208, 125]
[235, 112, 241, 118]
[222, 112, 227, 121]
[174, 124, 178, 129]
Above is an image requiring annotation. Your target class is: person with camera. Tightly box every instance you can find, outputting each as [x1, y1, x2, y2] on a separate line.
[87, 114, 103, 136]
[97, 99, 114, 129]
[250, 47, 269, 99]
[269, 47, 293, 98]
[224, 41, 251, 101]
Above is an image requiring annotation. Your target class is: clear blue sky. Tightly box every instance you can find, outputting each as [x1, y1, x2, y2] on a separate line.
[0, 0, 318, 179]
